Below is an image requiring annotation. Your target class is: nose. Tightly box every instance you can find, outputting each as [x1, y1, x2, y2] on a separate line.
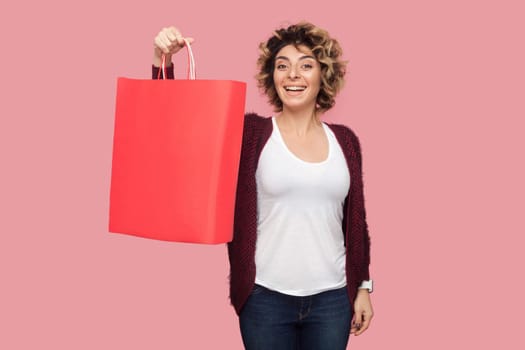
[289, 65, 300, 79]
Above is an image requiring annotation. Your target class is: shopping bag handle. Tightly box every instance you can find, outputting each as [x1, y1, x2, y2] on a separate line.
[159, 38, 196, 80]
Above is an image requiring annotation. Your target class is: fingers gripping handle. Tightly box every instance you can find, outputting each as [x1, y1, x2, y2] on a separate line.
[160, 38, 196, 80]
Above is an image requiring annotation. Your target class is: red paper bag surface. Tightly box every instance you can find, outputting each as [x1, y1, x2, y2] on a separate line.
[109, 78, 246, 243]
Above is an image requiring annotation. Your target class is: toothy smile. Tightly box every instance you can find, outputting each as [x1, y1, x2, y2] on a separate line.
[284, 86, 306, 91]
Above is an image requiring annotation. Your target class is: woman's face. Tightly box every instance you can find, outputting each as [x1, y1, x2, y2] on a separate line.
[273, 44, 321, 112]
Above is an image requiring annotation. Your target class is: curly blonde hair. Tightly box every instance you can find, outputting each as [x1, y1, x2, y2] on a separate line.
[256, 22, 347, 112]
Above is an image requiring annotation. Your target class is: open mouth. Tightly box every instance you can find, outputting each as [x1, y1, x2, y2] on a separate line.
[284, 86, 306, 91]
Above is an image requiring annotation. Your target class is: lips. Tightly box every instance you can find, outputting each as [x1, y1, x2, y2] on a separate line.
[284, 86, 306, 91]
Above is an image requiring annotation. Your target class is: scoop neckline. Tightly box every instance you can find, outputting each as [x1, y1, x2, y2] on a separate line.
[271, 117, 331, 165]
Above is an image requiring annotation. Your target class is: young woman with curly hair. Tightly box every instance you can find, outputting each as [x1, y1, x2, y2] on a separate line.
[152, 22, 374, 350]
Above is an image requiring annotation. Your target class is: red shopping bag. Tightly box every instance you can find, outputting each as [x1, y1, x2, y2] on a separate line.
[109, 42, 246, 243]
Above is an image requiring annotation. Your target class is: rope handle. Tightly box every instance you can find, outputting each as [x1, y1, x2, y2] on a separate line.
[159, 38, 196, 80]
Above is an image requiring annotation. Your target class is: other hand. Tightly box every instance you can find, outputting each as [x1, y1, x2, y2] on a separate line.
[350, 289, 374, 336]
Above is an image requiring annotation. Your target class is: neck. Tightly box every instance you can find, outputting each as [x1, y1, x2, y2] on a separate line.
[277, 106, 322, 136]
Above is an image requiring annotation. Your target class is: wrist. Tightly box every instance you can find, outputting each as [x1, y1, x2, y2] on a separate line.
[153, 49, 172, 67]
[358, 279, 373, 293]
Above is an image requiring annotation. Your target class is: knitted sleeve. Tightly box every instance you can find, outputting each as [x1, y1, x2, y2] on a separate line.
[345, 126, 371, 280]
[227, 113, 262, 315]
[152, 65, 175, 79]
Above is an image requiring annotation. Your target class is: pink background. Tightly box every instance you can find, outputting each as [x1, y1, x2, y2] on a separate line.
[1, 0, 524, 349]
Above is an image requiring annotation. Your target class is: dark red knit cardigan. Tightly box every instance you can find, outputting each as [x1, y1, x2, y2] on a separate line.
[153, 66, 371, 315]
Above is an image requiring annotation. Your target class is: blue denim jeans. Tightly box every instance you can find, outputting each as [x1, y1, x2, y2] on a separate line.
[239, 284, 352, 350]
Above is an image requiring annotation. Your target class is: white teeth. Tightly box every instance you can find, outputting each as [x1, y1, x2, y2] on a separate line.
[285, 86, 306, 91]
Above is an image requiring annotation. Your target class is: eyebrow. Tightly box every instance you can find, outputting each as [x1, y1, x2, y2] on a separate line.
[275, 55, 316, 61]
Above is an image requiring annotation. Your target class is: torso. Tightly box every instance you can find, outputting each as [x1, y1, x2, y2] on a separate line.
[254, 117, 350, 296]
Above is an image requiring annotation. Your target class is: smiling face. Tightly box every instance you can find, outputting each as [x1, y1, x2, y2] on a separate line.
[272, 44, 322, 112]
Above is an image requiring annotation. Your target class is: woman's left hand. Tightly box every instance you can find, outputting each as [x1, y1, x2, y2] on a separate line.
[350, 289, 374, 336]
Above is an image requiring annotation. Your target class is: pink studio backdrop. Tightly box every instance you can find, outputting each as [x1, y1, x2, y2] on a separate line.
[1, 0, 523, 349]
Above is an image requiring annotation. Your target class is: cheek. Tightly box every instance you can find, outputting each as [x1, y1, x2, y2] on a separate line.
[273, 70, 283, 84]
[272, 72, 285, 94]
[314, 71, 322, 84]
[309, 74, 322, 91]
[316, 74, 323, 90]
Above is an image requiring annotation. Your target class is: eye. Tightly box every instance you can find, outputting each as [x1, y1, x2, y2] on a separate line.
[301, 63, 314, 70]
[276, 63, 288, 70]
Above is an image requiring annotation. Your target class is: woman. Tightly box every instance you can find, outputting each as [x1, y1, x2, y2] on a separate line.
[152, 22, 374, 349]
